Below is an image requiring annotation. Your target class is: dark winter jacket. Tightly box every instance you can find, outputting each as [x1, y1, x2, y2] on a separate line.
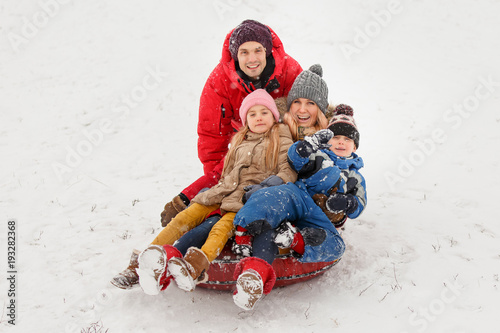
[288, 143, 367, 219]
[196, 26, 302, 179]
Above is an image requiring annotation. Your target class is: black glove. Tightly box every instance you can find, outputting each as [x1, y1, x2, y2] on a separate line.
[296, 129, 334, 157]
[326, 193, 358, 215]
[345, 177, 358, 194]
[243, 175, 284, 203]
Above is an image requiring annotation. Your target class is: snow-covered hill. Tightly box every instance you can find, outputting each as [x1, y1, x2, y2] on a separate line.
[1, 1, 499, 332]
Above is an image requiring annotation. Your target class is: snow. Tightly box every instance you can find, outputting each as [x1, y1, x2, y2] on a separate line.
[1, 0, 500, 332]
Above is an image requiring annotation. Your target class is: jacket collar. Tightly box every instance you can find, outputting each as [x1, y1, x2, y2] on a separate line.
[326, 151, 364, 170]
[235, 55, 276, 92]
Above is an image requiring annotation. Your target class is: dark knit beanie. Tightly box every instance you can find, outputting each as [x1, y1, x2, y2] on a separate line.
[229, 20, 273, 61]
[286, 64, 329, 114]
[327, 104, 360, 148]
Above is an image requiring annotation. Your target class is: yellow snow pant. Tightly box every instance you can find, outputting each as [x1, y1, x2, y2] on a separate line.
[201, 211, 235, 262]
[151, 203, 235, 262]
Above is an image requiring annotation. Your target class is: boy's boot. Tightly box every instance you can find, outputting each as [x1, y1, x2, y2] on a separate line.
[233, 257, 276, 311]
[136, 244, 182, 295]
[231, 225, 253, 257]
[110, 249, 141, 289]
[168, 247, 209, 292]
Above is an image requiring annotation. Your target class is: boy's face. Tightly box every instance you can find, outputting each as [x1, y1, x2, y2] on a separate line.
[237, 41, 267, 80]
[246, 105, 275, 133]
[328, 135, 357, 157]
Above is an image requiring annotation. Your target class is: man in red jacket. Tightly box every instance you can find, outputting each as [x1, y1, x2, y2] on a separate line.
[161, 20, 302, 226]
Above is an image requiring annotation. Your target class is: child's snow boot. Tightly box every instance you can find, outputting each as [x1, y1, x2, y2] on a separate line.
[233, 257, 276, 310]
[136, 244, 182, 295]
[231, 226, 253, 257]
[110, 249, 141, 289]
[168, 247, 209, 292]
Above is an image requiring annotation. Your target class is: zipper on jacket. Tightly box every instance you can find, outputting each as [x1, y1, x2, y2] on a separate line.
[238, 79, 253, 94]
[221, 104, 225, 118]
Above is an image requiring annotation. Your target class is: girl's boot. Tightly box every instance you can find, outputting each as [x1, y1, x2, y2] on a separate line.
[233, 257, 276, 310]
[136, 244, 182, 295]
[168, 247, 209, 292]
[110, 249, 141, 289]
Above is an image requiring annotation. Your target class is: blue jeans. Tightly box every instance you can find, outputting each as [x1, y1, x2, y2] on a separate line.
[173, 214, 221, 256]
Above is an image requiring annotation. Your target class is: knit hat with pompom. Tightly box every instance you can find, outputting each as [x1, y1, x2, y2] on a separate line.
[327, 104, 360, 148]
[286, 64, 329, 114]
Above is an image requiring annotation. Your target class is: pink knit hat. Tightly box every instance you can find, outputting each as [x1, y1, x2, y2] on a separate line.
[239, 89, 280, 126]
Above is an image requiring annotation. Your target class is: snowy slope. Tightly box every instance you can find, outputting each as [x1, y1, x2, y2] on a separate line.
[1, 1, 500, 332]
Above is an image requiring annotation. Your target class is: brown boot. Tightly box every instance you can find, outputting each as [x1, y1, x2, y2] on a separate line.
[110, 249, 141, 289]
[168, 247, 209, 292]
[160, 195, 187, 227]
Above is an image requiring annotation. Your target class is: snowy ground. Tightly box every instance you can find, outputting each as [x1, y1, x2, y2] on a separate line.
[1, 0, 500, 332]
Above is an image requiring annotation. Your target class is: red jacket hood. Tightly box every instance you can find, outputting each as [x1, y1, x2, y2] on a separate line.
[219, 24, 291, 91]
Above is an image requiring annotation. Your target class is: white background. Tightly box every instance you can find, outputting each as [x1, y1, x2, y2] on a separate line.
[1, 0, 500, 332]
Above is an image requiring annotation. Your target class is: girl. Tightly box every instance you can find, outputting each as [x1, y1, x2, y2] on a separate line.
[112, 89, 297, 295]
[231, 65, 367, 310]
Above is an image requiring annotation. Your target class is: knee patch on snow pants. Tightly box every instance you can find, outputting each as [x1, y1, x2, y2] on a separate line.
[301, 227, 327, 247]
[245, 219, 273, 236]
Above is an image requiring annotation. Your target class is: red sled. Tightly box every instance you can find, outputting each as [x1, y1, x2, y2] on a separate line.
[198, 242, 341, 291]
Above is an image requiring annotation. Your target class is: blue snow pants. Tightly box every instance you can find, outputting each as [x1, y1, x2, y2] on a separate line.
[233, 183, 345, 263]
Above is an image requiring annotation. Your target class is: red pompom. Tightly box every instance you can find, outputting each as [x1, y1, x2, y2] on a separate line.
[334, 104, 354, 116]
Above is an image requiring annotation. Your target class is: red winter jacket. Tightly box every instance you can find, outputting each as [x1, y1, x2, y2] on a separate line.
[182, 25, 302, 200]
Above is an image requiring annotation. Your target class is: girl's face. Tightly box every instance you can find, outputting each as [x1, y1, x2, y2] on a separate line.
[246, 105, 275, 133]
[289, 98, 320, 128]
[328, 135, 357, 157]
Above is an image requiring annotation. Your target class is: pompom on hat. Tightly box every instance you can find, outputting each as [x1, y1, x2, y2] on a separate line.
[239, 89, 280, 127]
[327, 104, 360, 148]
[286, 64, 329, 114]
[229, 20, 273, 61]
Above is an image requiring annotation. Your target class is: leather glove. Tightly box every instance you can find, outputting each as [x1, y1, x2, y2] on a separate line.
[296, 129, 334, 157]
[160, 194, 188, 227]
[326, 193, 358, 215]
[243, 175, 284, 203]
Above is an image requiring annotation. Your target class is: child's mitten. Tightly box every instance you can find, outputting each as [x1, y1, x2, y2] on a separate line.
[326, 193, 358, 215]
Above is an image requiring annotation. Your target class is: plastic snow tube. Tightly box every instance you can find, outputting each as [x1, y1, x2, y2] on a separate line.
[197, 242, 341, 291]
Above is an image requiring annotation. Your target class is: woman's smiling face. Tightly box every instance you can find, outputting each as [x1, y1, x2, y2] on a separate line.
[288, 98, 319, 128]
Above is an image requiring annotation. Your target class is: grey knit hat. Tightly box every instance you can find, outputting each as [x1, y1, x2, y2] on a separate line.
[286, 64, 329, 114]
